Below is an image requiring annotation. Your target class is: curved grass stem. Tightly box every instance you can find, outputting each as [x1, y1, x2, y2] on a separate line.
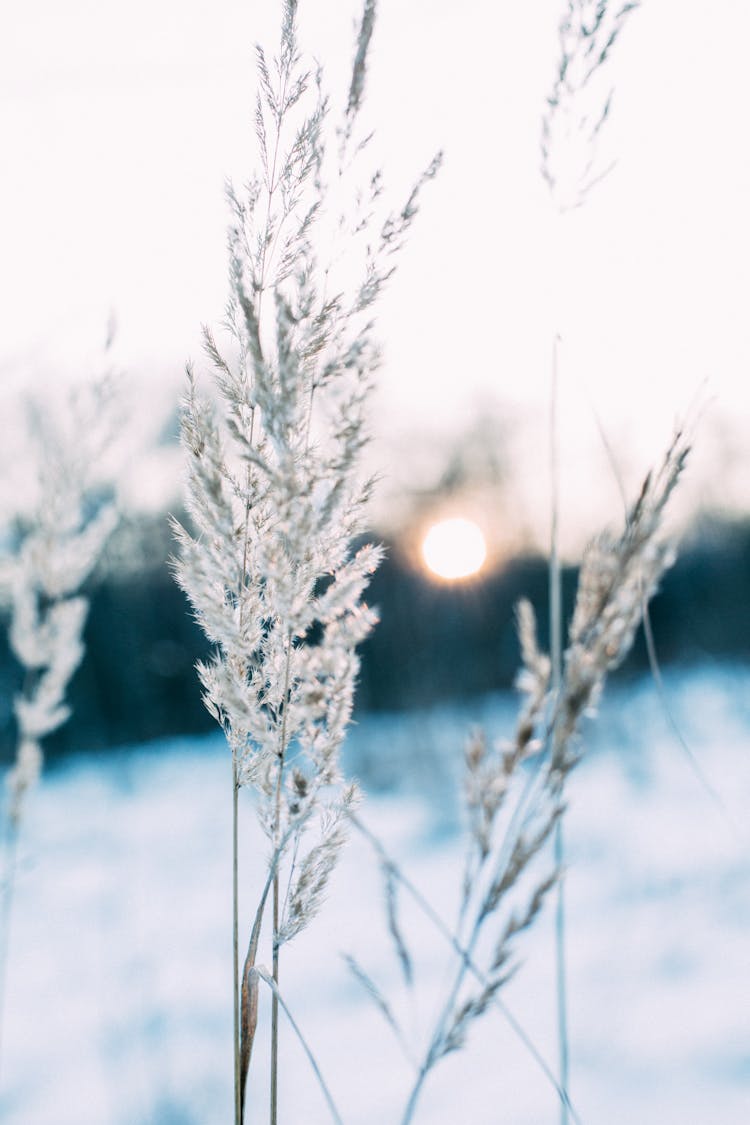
[255, 968, 344, 1125]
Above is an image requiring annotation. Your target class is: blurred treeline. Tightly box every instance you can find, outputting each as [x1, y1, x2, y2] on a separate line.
[1, 512, 748, 761]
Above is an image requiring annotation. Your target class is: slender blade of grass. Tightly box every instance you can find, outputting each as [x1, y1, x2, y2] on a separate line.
[253, 967, 344, 1125]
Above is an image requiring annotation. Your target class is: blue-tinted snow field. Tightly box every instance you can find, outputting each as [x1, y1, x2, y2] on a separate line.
[2, 665, 749, 1124]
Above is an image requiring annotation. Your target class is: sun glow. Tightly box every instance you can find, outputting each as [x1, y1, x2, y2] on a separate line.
[422, 518, 487, 581]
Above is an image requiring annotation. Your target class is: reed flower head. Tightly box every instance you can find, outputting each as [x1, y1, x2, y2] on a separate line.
[542, 0, 640, 210]
[3, 378, 118, 826]
[432, 431, 689, 1081]
[553, 430, 689, 775]
[173, 0, 439, 937]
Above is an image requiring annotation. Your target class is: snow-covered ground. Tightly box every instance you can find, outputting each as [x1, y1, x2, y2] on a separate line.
[2, 664, 749, 1124]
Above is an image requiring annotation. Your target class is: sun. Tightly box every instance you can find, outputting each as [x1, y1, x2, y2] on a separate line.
[421, 517, 487, 581]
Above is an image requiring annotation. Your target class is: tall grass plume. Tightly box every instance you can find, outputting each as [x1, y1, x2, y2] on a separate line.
[171, 2, 439, 1120]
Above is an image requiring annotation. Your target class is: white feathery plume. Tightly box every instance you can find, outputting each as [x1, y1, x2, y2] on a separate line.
[4, 379, 118, 826]
[171, 3, 439, 1119]
[173, 0, 438, 930]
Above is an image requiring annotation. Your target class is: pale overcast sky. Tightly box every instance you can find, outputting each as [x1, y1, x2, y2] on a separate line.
[1, 0, 748, 543]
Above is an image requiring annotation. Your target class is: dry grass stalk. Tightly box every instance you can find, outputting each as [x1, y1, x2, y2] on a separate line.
[344, 596, 563, 1123]
[172, 2, 439, 1120]
[542, 6, 642, 1114]
[344, 434, 687, 1125]
[0, 376, 118, 1080]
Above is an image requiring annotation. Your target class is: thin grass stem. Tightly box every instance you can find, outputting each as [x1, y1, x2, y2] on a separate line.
[233, 768, 241, 1125]
[550, 332, 570, 1125]
[254, 968, 344, 1125]
[0, 820, 19, 1088]
[553, 819, 569, 1125]
[236, 464, 252, 1125]
[261, 65, 292, 1113]
[271, 871, 280, 1125]
[550, 334, 562, 692]
[271, 639, 293, 1125]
